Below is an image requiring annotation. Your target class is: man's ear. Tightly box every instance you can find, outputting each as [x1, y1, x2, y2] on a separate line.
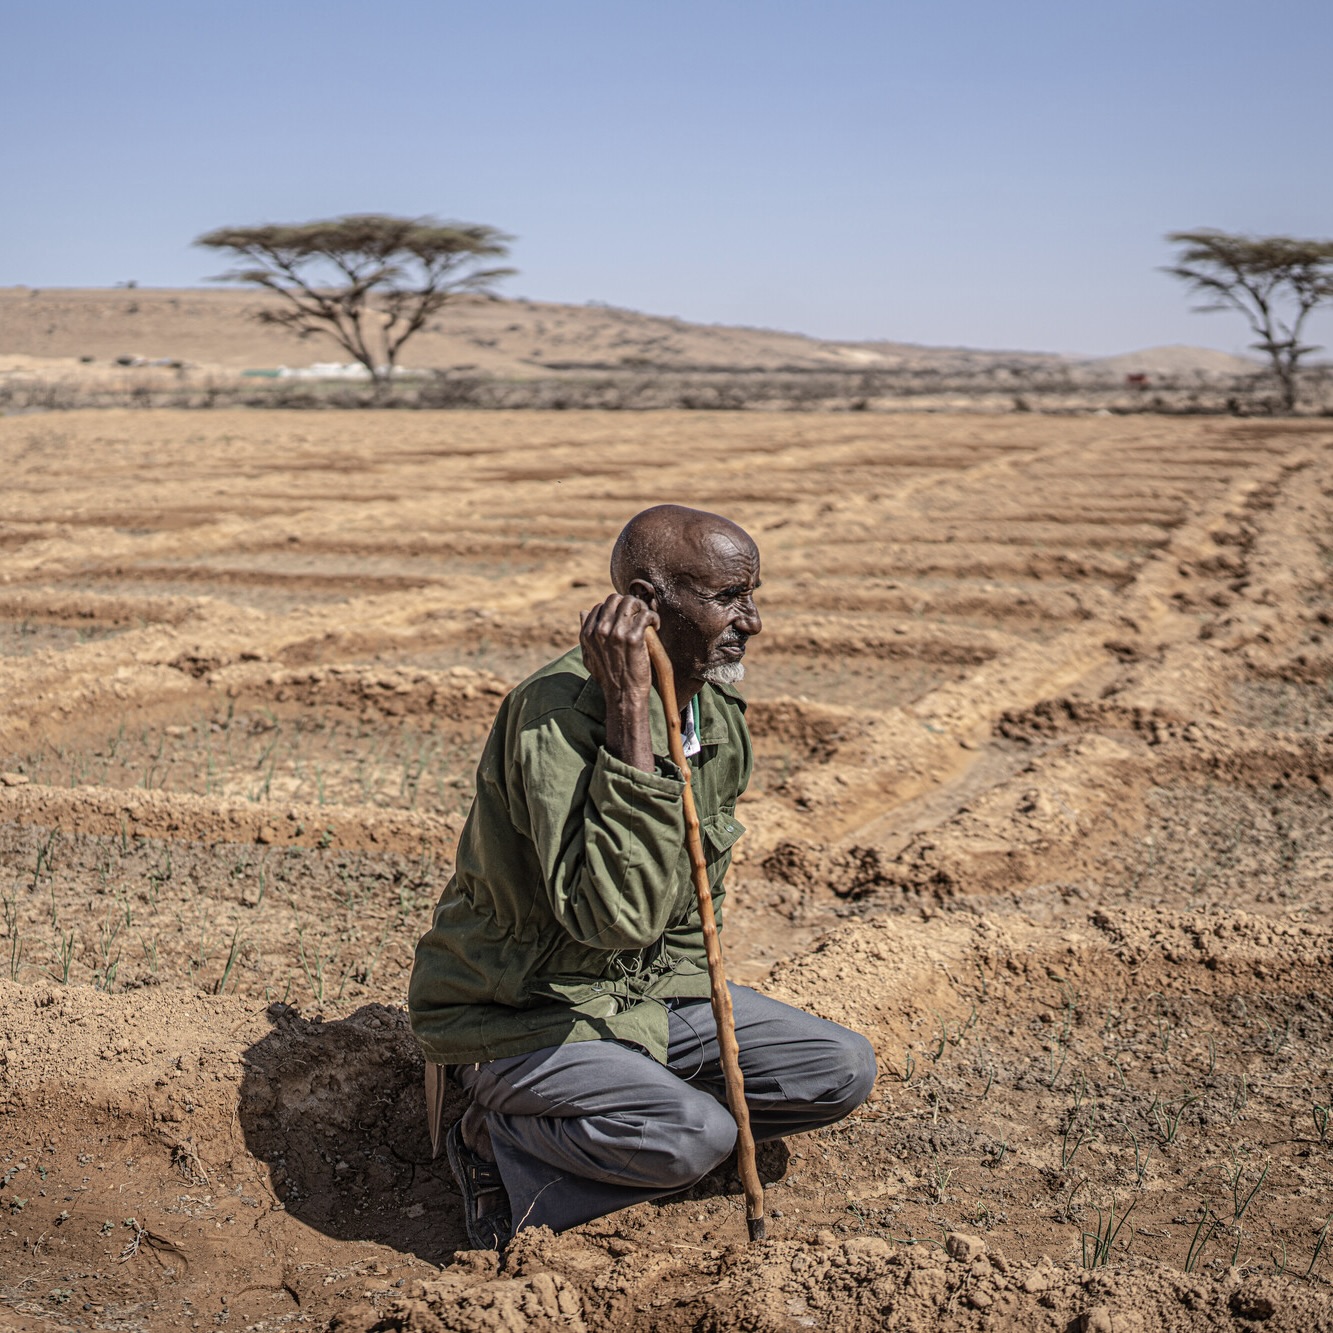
[627, 578, 658, 612]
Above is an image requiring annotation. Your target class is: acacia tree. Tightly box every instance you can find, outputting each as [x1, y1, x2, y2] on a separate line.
[1163, 230, 1333, 411]
[196, 214, 515, 389]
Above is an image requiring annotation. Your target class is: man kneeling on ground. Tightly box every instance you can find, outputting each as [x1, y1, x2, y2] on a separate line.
[409, 504, 877, 1249]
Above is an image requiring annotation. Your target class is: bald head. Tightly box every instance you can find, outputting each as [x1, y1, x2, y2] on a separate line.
[611, 504, 756, 598]
[610, 505, 762, 690]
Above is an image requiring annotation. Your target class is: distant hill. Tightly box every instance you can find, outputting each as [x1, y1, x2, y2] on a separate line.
[0, 286, 1258, 382]
[1085, 345, 1261, 378]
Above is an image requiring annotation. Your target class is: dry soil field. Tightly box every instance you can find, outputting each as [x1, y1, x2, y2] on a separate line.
[1, 409, 1332, 1332]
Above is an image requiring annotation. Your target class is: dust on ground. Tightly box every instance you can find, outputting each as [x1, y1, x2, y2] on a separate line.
[2, 410, 1332, 1331]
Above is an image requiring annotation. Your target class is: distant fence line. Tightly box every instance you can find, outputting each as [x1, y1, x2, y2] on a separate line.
[2, 366, 1330, 415]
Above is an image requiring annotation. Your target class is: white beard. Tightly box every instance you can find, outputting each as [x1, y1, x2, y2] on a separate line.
[702, 661, 745, 686]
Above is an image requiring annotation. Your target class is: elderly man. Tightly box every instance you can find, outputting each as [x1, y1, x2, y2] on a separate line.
[409, 505, 876, 1249]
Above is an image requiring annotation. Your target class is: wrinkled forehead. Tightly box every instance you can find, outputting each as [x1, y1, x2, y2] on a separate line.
[675, 524, 760, 587]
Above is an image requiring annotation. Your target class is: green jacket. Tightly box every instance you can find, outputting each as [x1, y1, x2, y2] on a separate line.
[408, 646, 752, 1067]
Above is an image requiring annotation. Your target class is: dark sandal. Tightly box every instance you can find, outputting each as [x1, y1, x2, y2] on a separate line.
[445, 1119, 512, 1251]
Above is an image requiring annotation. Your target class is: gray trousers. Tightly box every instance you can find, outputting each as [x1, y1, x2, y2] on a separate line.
[456, 984, 877, 1234]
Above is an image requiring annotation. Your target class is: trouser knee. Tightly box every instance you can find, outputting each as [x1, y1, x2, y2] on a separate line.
[650, 1100, 738, 1190]
[825, 1030, 878, 1117]
[844, 1031, 878, 1110]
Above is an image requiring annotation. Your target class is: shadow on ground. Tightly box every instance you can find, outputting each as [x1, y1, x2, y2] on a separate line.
[239, 1002, 467, 1265]
[238, 1002, 790, 1262]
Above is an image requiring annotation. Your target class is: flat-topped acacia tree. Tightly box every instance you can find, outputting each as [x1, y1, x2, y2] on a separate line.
[1164, 230, 1333, 411]
[196, 213, 515, 391]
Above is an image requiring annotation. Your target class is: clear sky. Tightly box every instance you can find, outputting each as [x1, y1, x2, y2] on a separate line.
[4, 0, 1332, 356]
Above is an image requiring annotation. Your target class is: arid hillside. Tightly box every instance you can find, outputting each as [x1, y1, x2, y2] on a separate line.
[0, 287, 1054, 375]
[0, 285, 1261, 381]
[1, 409, 1332, 1331]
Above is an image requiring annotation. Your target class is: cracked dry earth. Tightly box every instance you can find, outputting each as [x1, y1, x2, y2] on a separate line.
[1, 409, 1332, 1332]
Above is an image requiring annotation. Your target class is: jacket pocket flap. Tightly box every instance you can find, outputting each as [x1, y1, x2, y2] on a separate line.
[701, 812, 746, 855]
[527, 974, 610, 1006]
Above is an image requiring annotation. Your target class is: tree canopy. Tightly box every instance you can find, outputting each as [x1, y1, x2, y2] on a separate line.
[196, 214, 515, 388]
[1163, 230, 1333, 410]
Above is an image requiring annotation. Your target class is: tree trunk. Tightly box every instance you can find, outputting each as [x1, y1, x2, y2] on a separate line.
[1264, 345, 1298, 413]
[1276, 360, 1298, 413]
[369, 364, 393, 403]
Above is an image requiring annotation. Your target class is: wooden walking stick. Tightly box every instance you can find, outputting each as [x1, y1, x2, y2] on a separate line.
[644, 625, 766, 1242]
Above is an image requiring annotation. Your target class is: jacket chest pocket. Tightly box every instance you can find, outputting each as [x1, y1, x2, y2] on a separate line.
[667, 811, 746, 928]
[700, 811, 745, 884]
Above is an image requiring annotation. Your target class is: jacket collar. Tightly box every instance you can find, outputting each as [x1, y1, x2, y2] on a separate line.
[571, 656, 745, 752]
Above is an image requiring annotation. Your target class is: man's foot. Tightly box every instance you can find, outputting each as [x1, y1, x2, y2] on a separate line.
[445, 1106, 512, 1251]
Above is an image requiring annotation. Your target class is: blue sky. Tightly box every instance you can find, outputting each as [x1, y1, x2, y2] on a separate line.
[4, 0, 1331, 356]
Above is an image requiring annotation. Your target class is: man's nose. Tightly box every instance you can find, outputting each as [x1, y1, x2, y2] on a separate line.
[737, 598, 762, 636]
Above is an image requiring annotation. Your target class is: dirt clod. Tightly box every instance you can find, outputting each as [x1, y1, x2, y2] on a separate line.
[946, 1232, 987, 1263]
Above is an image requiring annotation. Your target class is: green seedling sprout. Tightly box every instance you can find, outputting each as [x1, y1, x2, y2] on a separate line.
[1152, 1091, 1198, 1145]
[1156, 1013, 1173, 1059]
[1184, 1206, 1220, 1273]
[1260, 1016, 1291, 1058]
[1081, 1196, 1136, 1269]
[1121, 1121, 1152, 1189]
[1062, 1175, 1089, 1219]
[1230, 1073, 1249, 1124]
[1307, 1217, 1331, 1280]
[1227, 1154, 1270, 1224]
[97, 905, 124, 987]
[1312, 1103, 1330, 1145]
[215, 925, 245, 995]
[55, 929, 76, 984]
[1061, 1097, 1097, 1170]
[928, 1011, 949, 1062]
[1046, 1031, 1068, 1089]
[3, 893, 26, 983]
[1272, 1239, 1288, 1277]
[295, 926, 339, 1003]
[1229, 1227, 1245, 1269]
[353, 928, 392, 987]
[980, 1062, 995, 1100]
[958, 1004, 979, 1042]
[929, 1156, 954, 1203]
[1040, 990, 1078, 1089]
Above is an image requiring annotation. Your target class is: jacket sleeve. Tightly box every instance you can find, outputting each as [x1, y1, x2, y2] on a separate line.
[508, 713, 687, 952]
